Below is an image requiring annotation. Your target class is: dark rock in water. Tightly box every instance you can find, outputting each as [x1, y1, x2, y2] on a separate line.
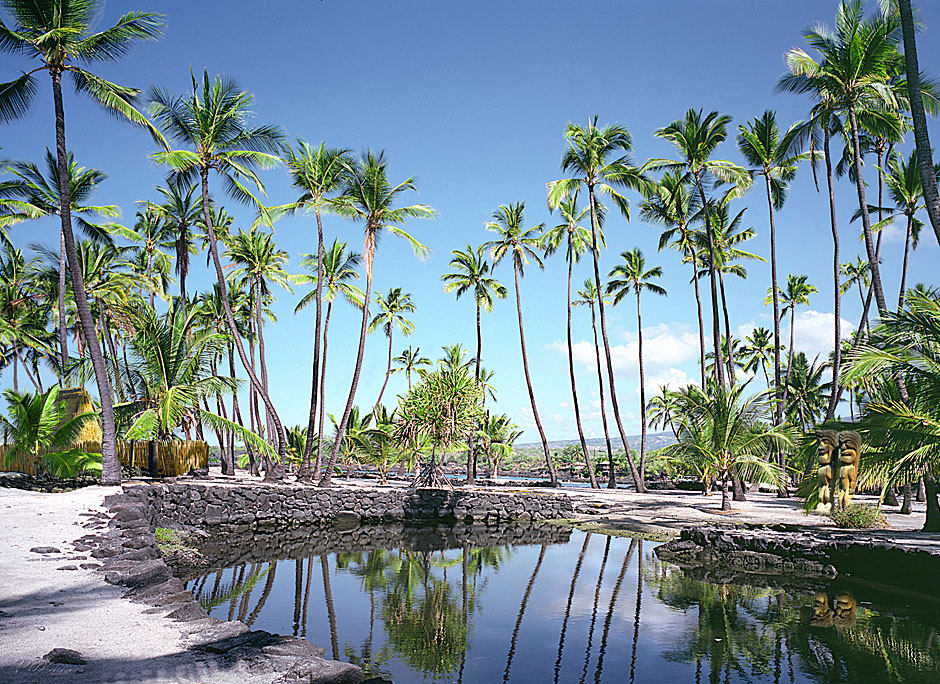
[279, 657, 363, 683]
[262, 637, 325, 658]
[30, 546, 61, 554]
[43, 648, 87, 665]
[165, 601, 208, 622]
[194, 629, 279, 654]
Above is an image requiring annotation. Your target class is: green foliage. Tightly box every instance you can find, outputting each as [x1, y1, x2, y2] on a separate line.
[395, 367, 483, 452]
[830, 503, 888, 529]
[0, 387, 102, 478]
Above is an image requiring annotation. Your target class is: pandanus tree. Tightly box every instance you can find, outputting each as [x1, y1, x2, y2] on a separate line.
[736, 110, 811, 424]
[640, 171, 705, 387]
[294, 239, 363, 477]
[149, 70, 287, 461]
[607, 248, 667, 483]
[0, 0, 166, 485]
[572, 278, 617, 487]
[646, 109, 751, 389]
[542, 196, 600, 489]
[276, 141, 352, 479]
[547, 116, 648, 491]
[779, 1, 904, 319]
[6, 151, 120, 369]
[484, 202, 557, 486]
[318, 151, 434, 487]
[369, 287, 415, 414]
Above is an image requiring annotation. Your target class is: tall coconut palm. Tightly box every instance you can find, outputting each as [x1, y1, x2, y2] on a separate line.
[736, 111, 811, 424]
[391, 345, 430, 390]
[572, 278, 617, 487]
[125, 205, 175, 309]
[368, 287, 415, 414]
[840, 256, 872, 329]
[741, 327, 775, 388]
[0, 0, 166, 484]
[150, 178, 201, 313]
[441, 244, 506, 483]
[547, 116, 649, 491]
[277, 141, 353, 478]
[318, 150, 434, 486]
[542, 196, 600, 489]
[779, 1, 904, 318]
[484, 202, 557, 486]
[6, 151, 121, 370]
[897, 0, 940, 242]
[646, 109, 751, 389]
[607, 248, 667, 482]
[295, 239, 363, 476]
[640, 171, 705, 387]
[149, 70, 287, 460]
[769, 274, 818, 419]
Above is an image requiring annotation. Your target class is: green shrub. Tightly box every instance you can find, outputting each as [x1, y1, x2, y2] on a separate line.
[830, 503, 888, 529]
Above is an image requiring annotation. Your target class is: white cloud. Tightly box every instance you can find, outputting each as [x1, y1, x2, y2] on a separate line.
[784, 309, 854, 358]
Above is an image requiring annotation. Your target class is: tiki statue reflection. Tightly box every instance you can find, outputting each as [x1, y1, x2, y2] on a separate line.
[836, 431, 862, 510]
[815, 430, 838, 513]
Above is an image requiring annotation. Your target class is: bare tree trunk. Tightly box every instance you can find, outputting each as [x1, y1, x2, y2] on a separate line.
[568, 254, 599, 488]
[824, 130, 841, 421]
[372, 331, 394, 414]
[58, 230, 68, 375]
[694, 172, 726, 388]
[690, 245, 707, 388]
[315, 302, 333, 479]
[51, 69, 119, 484]
[636, 289, 648, 482]
[300, 211, 327, 479]
[589, 300, 616, 488]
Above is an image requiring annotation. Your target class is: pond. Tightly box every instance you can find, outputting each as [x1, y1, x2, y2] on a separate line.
[182, 525, 940, 683]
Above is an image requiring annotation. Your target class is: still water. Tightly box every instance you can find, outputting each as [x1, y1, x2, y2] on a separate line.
[184, 526, 939, 683]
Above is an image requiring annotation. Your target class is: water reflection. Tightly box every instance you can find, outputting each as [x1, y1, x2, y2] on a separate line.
[184, 527, 939, 683]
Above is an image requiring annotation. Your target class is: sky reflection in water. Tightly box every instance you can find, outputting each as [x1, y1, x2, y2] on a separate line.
[185, 528, 940, 683]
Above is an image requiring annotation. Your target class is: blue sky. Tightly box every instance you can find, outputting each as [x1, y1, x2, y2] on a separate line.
[3, 1, 939, 442]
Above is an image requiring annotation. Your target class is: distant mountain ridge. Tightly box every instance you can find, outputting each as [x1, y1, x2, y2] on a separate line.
[518, 431, 677, 451]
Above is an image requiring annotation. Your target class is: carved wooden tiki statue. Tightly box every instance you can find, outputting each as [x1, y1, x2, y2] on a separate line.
[814, 429, 839, 513]
[836, 430, 862, 510]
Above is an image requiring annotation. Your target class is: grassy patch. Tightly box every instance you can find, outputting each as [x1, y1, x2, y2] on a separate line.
[830, 503, 888, 529]
[154, 527, 206, 567]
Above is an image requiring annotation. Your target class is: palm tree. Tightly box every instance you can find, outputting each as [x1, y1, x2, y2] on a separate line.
[607, 248, 667, 483]
[1, 386, 100, 478]
[646, 109, 751, 389]
[125, 205, 175, 309]
[784, 352, 831, 431]
[770, 274, 818, 420]
[391, 346, 430, 391]
[736, 110, 811, 423]
[6, 151, 120, 369]
[484, 202, 557, 486]
[780, 1, 904, 318]
[543, 197, 600, 489]
[897, 0, 940, 243]
[859, 149, 938, 307]
[0, 0, 166, 485]
[664, 384, 788, 511]
[647, 385, 680, 441]
[641, 171, 705, 387]
[369, 287, 415, 414]
[572, 278, 617, 487]
[277, 141, 352, 479]
[295, 239, 363, 476]
[840, 256, 872, 326]
[149, 70, 287, 460]
[150, 178, 201, 313]
[547, 116, 648, 491]
[318, 150, 434, 486]
[741, 327, 775, 388]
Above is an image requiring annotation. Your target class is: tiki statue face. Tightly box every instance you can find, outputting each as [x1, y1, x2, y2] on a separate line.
[838, 431, 862, 466]
[816, 430, 838, 465]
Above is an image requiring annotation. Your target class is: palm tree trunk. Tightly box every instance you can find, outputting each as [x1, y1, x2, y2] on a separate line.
[764, 174, 784, 427]
[780, 308, 796, 419]
[898, 0, 940, 242]
[554, 533, 591, 684]
[595, 539, 636, 683]
[58, 230, 68, 375]
[588, 185, 645, 491]
[11, 340, 18, 392]
[718, 270, 736, 382]
[246, 561, 277, 627]
[372, 331, 394, 414]
[636, 289, 648, 482]
[300, 210, 327, 479]
[321, 245, 375, 487]
[568, 255, 599, 488]
[467, 301, 483, 484]
[721, 473, 731, 511]
[254, 280, 277, 453]
[690, 244, 707, 388]
[847, 104, 889, 316]
[199, 171, 286, 460]
[693, 172, 726, 388]
[320, 555, 339, 659]
[503, 544, 546, 683]
[580, 536, 611, 683]
[629, 540, 644, 684]
[315, 301, 333, 478]
[898, 214, 914, 309]
[923, 477, 940, 532]
[50, 69, 119, 484]
[512, 262, 557, 486]
[589, 300, 617, 488]
[230, 342, 258, 476]
[824, 130, 841, 421]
